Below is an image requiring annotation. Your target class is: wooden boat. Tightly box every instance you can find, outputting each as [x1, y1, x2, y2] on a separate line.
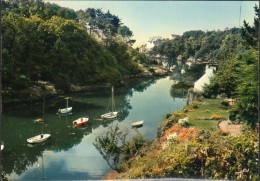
[101, 86, 118, 119]
[27, 134, 51, 144]
[132, 120, 144, 127]
[58, 97, 72, 114]
[73, 117, 89, 127]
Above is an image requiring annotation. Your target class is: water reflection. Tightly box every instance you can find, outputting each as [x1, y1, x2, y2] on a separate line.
[2, 76, 188, 180]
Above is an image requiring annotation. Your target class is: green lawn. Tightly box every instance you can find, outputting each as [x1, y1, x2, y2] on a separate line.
[184, 98, 230, 132]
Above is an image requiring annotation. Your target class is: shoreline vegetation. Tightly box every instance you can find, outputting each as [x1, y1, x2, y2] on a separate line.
[2, 66, 169, 105]
[103, 98, 258, 180]
[2, 1, 258, 180]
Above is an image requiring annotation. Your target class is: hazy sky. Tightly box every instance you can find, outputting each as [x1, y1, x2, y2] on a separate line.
[45, 1, 258, 47]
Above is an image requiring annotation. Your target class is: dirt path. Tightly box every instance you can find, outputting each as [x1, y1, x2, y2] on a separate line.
[219, 120, 242, 136]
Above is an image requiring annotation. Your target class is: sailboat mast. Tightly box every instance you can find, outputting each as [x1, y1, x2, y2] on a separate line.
[42, 98, 45, 121]
[111, 86, 115, 112]
[42, 98, 45, 134]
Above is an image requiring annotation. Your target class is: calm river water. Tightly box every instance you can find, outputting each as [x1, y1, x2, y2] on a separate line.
[1, 76, 187, 180]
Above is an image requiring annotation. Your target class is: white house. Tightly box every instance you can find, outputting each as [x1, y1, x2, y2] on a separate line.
[194, 65, 216, 92]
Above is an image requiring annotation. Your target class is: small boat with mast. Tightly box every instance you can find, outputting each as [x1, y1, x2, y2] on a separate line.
[57, 97, 72, 114]
[101, 86, 118, 119]
[27, 98, 51, 144]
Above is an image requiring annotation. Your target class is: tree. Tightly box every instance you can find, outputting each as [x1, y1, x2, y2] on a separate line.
[93, 123, 149, 172]
[241, 5, 259, 48]
[117, 25, 133, 42]
[76, 8, 97, 35]
[93, 124, 129, 171]
[233, 49, 258, 127]
[219, 33, 246, 60]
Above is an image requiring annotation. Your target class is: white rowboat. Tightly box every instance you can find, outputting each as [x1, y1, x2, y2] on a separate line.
[132, 120, 144, 127]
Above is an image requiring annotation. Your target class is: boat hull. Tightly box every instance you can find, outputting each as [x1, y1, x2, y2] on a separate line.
[73, 117, 89, 127]
[58, 107, 72, 114]
[101, 112, 118, 119]
[27, 134, 51, 144]
[132, 120, 144, 127]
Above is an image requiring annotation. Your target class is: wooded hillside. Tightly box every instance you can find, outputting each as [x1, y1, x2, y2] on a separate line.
[2, 0, 147, 99]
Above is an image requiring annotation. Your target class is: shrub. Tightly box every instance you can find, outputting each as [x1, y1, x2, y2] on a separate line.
[210, 114, 221, 120]
[178, 117, 189, 127]
[188, 100, 200, 109]
[173, 111, 187, 118]
[120, 131, 258, 180]
[178, 127, 199, 141]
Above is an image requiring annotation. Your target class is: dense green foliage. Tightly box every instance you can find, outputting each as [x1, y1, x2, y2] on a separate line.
[118, 129, 258, 180]
[2, 0, 145, 98]
[117, 5, 259, 180]
[149, 4, 258, 127]
[151, 28, 242, 64]
[202, 5, 259, 127]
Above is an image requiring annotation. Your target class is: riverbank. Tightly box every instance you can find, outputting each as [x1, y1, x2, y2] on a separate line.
[2, 66, 169, 105]
[112, 98, 254, 180]
[2, 76, 188, 180]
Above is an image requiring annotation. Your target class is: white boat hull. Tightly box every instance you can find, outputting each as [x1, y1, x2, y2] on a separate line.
[132, 120, 144, 127]
[101, 112, 118, 119]
[58, 107, 72, 114]
[34, 118, 44, 123]
[1, 143, 4, 151]
[73, 117, 89, 127]
[27, 134, 51, 144]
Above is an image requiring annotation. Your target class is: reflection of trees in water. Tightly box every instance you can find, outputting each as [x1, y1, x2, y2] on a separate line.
[128, 78, 157, 93]
[2, 141, 50, 176]
[170, 86, 188, 99]
[2, 111, 90, 176]
[1, 77, 159, 177]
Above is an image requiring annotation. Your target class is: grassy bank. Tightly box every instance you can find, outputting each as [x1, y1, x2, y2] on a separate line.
[115, 98, 258, 180]
[183, 98, 229, 131]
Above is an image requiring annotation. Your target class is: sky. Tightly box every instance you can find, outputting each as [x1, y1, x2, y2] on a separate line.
[44, 1, 258, 47]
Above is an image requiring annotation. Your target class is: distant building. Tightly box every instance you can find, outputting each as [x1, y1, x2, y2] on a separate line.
[146, 36, 164, 50]
[194, 64, 216, 92]
[186, 56, 196, 68]
[171, 34, 180, 40]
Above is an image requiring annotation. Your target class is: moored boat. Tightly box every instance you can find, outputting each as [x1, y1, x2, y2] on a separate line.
[58, 107, 72, 114]
[1, 141, 4, 150]
[73, 117, 89, 127]
[101, 86, 118, 120]
[27, 98, 51, 144]
[101, 112, 118, 119]
[34, 118, 44, 123]
[58, 97, 72, 114]
[132, 120, 144, 127]
[27, 134, 51, 144]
